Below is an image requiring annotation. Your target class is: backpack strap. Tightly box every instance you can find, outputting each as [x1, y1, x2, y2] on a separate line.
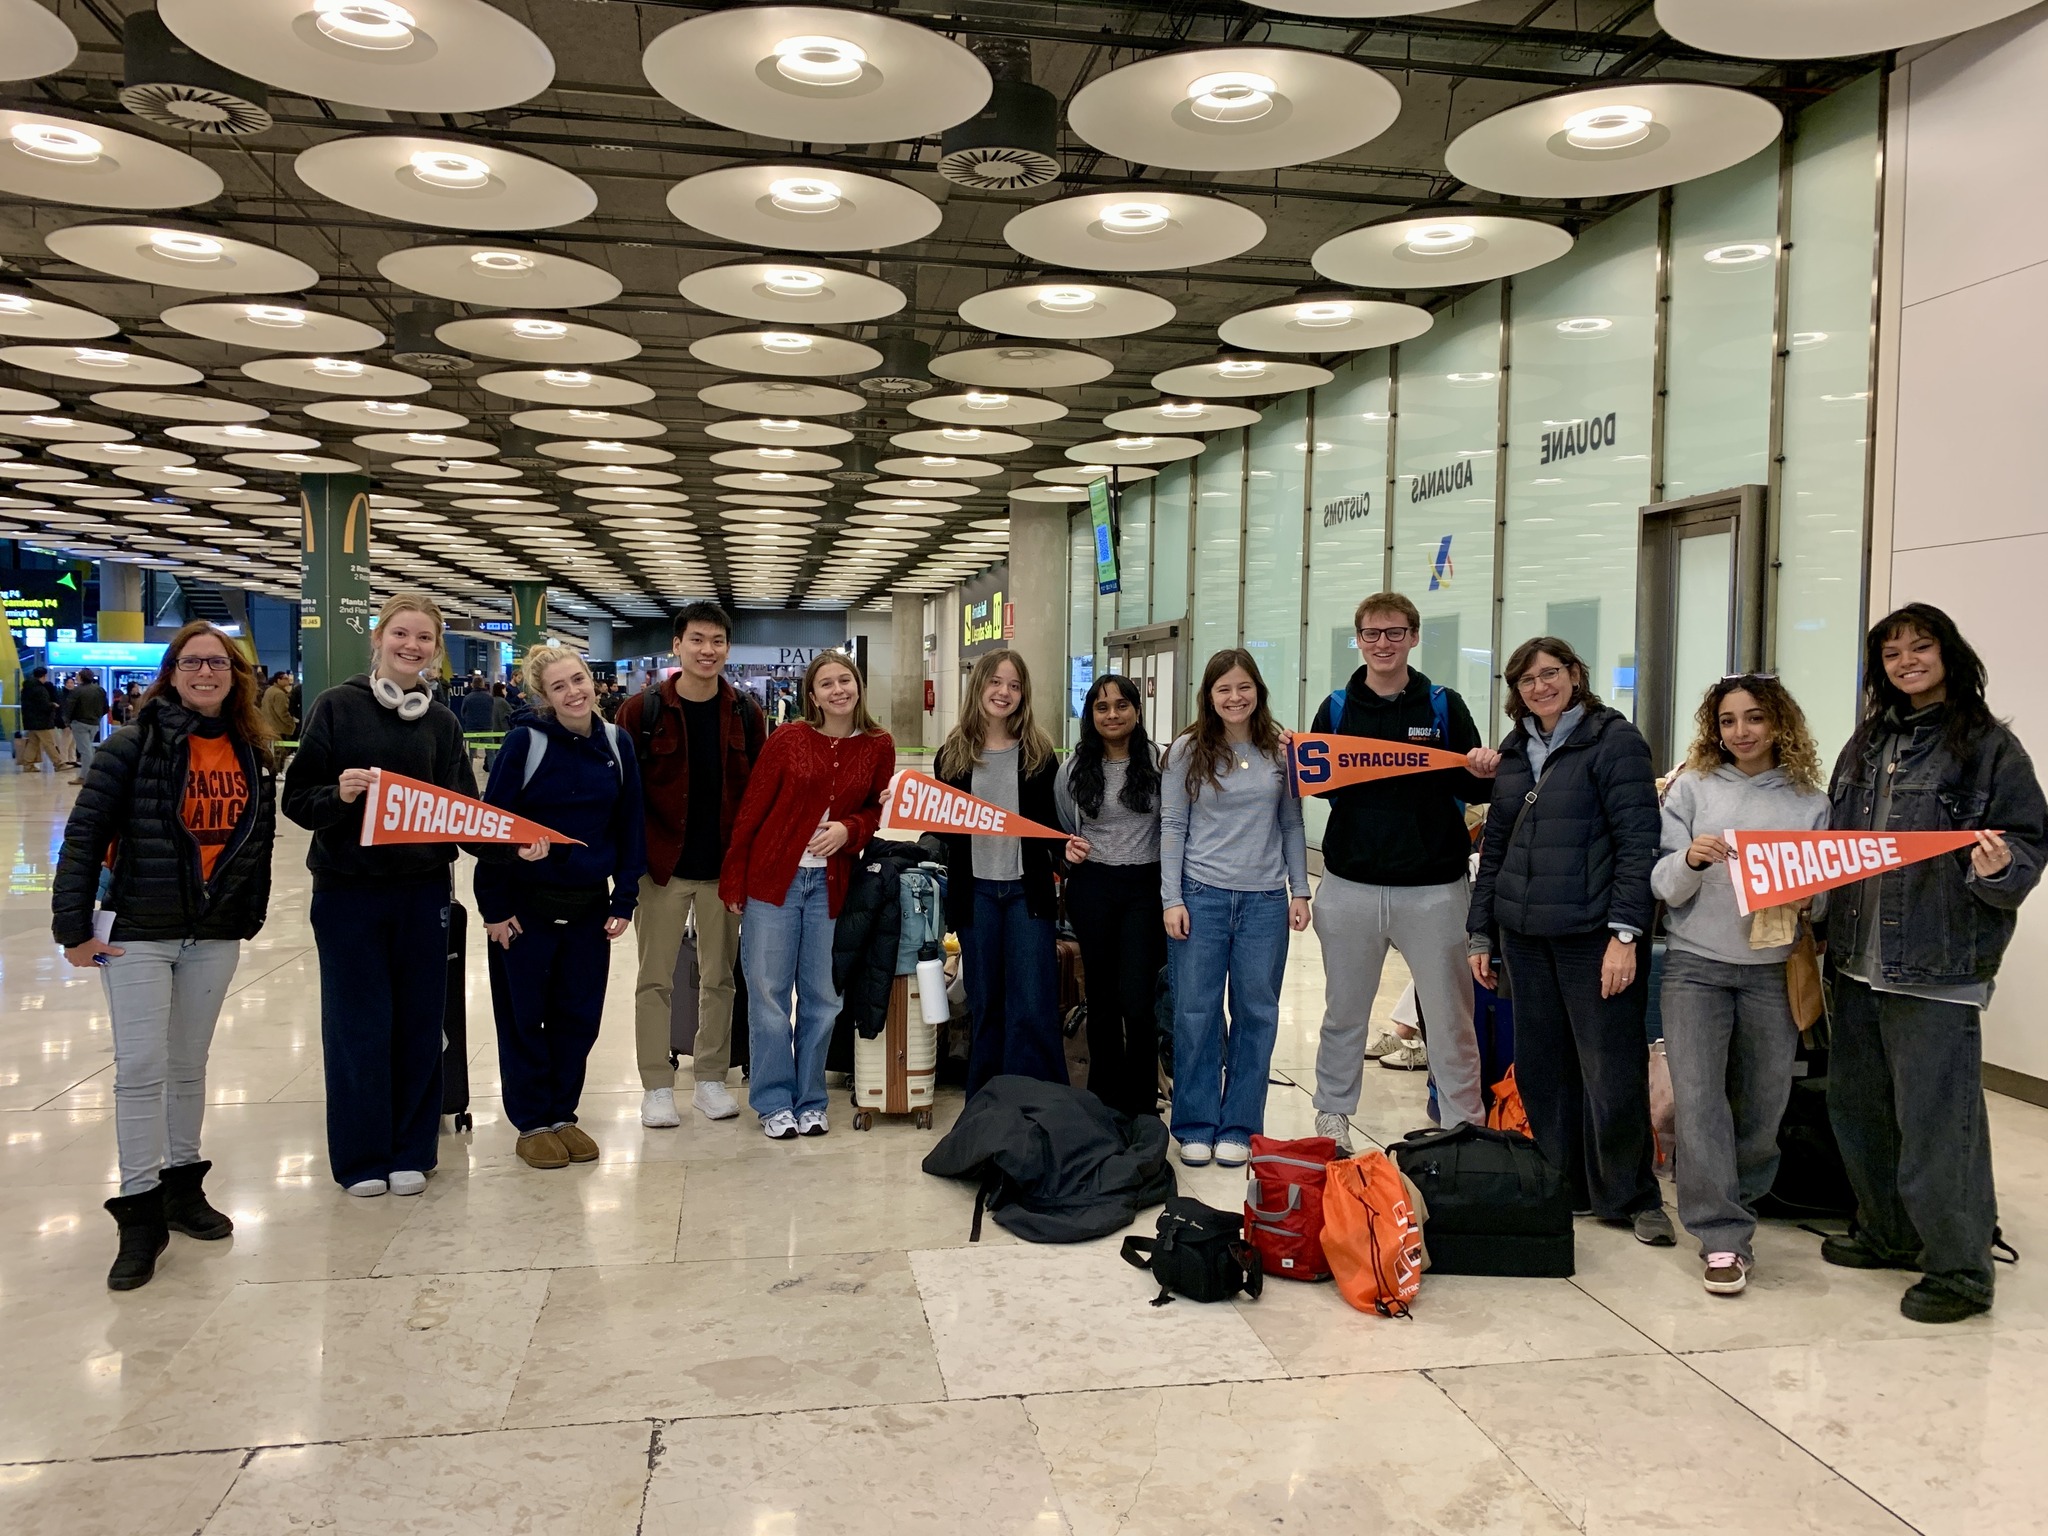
[600, 720, 626, 781]
[1326, 687, 1347, 734]
[633, 682, 664, 767]
[1430, 684, 1449, 745]
[516, 727, 546, 789]
[1117, 1236, 1178, 1307]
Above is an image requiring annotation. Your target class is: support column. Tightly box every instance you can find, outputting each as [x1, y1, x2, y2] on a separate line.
[97, 562, 144, 643]
[890, 593, 923, 745]
[1008, 501, 1067, 727]
[509, 581, 549, 655]
[298, 474, 373, 702]
[585, 618, 614, 664]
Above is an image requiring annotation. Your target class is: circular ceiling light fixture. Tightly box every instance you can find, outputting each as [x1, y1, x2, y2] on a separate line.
[771, 34, 866, 86]
[313, 0, 417, 51]
[74, 347, 129, 368]
[769, 176, 842, 215]
[1704, 242, 1772, 266]
[408, 148, 490, 188]
[760, 331, 814, 354]
[668, 163, 941, 252]
[1100, 201, 1170, 236]
[1293, 301, 1353, 327]
[1152, 353, 1331, 399]
[542, 368, 590, 387]
[470, 249, 534, 273]
[11, 121, 101, 163]
[151, 229, 223, 262]
[1562, 103, 1653, 150]
[379, 242, 621, 308]
[1005, 190, 1265, 273]
[764, 267, 826, 296]
[1186, 70, 1275, 124]
[1313, 207, 1575, 289]
[245, 304, 306, 328]
[959, 279, 1175, 341]
[1555, 316, 1613, 334]
[511, 318, 567, 339]
[1652, 0, 2040, 61]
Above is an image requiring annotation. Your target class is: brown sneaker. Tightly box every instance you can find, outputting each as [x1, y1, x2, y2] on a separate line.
[555, 1123, 598, 1163]
[516, 1130, 570, 1169]
[1703, 1252, 1750, 1295]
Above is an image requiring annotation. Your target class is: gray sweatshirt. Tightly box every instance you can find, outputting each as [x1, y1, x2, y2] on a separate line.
[1159, 736, 1309, 907]
[1054, 751, 1162, 866]
[1652, 763, 1830, 964]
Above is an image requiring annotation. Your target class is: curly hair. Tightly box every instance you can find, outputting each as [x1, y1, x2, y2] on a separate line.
[1682, 674, 1823, 794]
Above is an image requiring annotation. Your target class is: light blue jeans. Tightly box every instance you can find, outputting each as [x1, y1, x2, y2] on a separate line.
[1168, 880, 1290, 1147]
[101, 938, 241, 1194]
[743, 866, 840, 1120]
[70, 722, 97, 778]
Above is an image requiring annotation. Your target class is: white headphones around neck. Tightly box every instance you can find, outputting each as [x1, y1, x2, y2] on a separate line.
[370, 674, 431, 721]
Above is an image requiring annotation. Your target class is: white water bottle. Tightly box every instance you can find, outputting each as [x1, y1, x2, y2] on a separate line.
[915, 947, 949, 1027]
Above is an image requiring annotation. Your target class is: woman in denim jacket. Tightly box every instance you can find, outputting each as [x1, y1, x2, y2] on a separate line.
[1821, 604, 2046, 1323]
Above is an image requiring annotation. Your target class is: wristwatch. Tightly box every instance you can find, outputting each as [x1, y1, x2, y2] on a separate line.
[1613, 931, 1636, 944]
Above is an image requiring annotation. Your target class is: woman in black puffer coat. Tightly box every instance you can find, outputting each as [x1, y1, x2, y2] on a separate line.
[52, 622, 276, 1291]
[1467, 635, 1669, 1242]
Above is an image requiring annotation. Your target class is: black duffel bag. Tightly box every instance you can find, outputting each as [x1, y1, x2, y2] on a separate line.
[1121, 1196, 1264, 1306]
[1392, 1124, 1575, 1277]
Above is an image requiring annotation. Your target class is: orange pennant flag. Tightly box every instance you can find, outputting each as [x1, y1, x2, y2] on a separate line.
[1288, 734, 1473, 797]
[1725, 827, 1985, 915]
[357, 768, 583, 848]
[878, 769, 1067, 840]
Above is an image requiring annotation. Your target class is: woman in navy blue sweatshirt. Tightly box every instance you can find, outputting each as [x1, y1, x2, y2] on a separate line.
[476, 645, 647, 1169]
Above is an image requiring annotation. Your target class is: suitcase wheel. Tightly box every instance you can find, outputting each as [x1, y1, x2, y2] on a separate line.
[914, 1107, 934, 1130]
[852, 1110, 874, 1132]
[454, 1112, 473, 1132]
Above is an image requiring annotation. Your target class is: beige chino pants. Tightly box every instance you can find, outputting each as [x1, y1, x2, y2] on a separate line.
[632, 875, 740, 1090]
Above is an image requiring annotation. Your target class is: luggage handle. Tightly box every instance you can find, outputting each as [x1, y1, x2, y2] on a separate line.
[1251, 1154, 1330, 1173]
[1245, 1181, 1303, 1220]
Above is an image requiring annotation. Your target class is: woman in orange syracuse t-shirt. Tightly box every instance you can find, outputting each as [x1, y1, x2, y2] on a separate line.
[52, 622, 278, 1291]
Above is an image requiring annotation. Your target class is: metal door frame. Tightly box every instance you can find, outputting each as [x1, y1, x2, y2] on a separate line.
[1104, 617, 1186, 743]
[1634, 485, 1767, 769]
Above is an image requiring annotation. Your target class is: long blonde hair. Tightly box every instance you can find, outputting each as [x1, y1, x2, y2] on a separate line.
[519, 643, 590, 712]
[1682, 674, 1823, 794]
[937, 647, 1054, 778]
[799, 650, 882, 733]
[369, 591, 445, 677]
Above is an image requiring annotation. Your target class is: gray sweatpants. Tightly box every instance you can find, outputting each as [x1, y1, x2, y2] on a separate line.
[1311, 871, 1486, 1127]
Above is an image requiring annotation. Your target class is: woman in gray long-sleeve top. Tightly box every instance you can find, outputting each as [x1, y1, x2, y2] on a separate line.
[1159, 649, 1310, 1169]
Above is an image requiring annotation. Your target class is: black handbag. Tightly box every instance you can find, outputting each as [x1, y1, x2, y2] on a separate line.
[1392, 1124, 1575, 1278]
[1120, 1196, 1264, 1306]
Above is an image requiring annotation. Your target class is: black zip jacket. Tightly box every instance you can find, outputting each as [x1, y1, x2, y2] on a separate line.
[1468, 704, 1660, 941]
[834, 835, 946, 1039]
[281, 675, 477, 890]
[51, 697, 275, 947]
[936, 750, 1063, 928]
[1311, 667, 1493, 886]
[1826, 705, 2046, 986]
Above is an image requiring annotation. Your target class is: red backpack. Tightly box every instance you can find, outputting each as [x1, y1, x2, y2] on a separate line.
[1243, 1134, 1338, 1281]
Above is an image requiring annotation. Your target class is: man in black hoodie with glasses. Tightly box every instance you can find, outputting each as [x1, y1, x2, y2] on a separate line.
[1308, 593, 1498, 1151]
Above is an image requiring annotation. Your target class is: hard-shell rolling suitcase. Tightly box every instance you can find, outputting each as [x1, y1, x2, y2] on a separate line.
[669, 921, 749, 1077]
[441, 899, 472, 1132]
[852, 974, 940, 1130]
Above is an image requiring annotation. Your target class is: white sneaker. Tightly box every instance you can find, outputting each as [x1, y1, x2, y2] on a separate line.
[1214, 1141, 1250, 1168]
[797, 1108, 829, 1137]
[1378, 1038, 1430, 1072]
[1362, 1033, 1402, 1060]
[1314, 1112, 1356, 1156]
[346, 1179, 387, 1197]
[388, 1170, 426, 1196]
[640, 1087, 682, 1128]
[761, 1109, 799, 1141]
[692, 1081, 740, 1121]
[1178, 1141, 1213, 1167]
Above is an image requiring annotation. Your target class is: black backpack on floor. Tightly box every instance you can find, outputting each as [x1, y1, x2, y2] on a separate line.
[1122, 1196, 1264, 1306]
[1393, 1123, 1576, 1278]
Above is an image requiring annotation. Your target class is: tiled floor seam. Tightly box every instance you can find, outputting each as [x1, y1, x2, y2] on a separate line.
[1015, 1393, 1083, 1535]
[5, 1417, 673, 1470]
[631, 1421, 665, 1536]
[1414, 1367, 1585, 1533]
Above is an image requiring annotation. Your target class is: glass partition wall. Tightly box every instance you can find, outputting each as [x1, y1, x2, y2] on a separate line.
[1062, 77, 1882, 836]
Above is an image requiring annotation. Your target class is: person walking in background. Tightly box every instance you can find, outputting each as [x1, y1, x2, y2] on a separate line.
[1468, 636, 1672, 1245]
[1307, 592, 1498, 1153]
[936, 648, 1066, 1097]
[283, 593, 478, 1199]
[51, 623, 276, 1290]
[65, 669, 109, 786]
[111, 681, 144, 728]
[476, 645, 646, 1171]
[1161, 649, 1311, 1170]
[1055, 672, 1166, 1120]
[1653, 675, 1831, 1295]
[459, 678, 498, 772]
[720, 651, 892, 1139]
[617, 602, 766, 1128]
[260, 671, 297, 742]
[18, 665, 63, 773]
[1821, 604, 2046, 1323]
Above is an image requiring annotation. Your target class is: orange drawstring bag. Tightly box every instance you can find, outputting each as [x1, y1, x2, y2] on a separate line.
[1320, 1150, 1424, 1317]
[1487, 1065, 1531, 1137]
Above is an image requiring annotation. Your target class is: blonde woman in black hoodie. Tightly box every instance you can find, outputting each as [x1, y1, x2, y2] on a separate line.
[284, 594, 478, 1198]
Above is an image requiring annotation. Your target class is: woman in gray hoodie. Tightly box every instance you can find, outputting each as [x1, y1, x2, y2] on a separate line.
[1652, 675, 1829, 1296]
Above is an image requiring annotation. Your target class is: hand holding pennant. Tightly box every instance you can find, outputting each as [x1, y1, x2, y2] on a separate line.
[357, 767, 584, 849]
[1287, 734, 1474, 797]
[1724, 826, 1988, 915]
[878, 769, 1068, 839]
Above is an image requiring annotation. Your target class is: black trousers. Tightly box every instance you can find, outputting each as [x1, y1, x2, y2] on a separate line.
[1499, 927, 1660, 1219]
[1065, 860, 1166, 1120]
[487, 902, 611, 1134]
[1829, 975, 1998, 1304]
[313, 881, 449, 1189]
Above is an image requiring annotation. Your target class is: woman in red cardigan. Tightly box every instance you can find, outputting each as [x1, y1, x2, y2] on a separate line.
[721, 651, 894, 1138]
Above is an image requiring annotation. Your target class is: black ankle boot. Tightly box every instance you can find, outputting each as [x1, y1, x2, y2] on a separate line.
[159, 1159, 234, 1240]
[104, 1188, 169, 1291]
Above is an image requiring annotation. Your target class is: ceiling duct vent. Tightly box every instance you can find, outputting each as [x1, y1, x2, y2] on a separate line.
[858, 336, 934, 397]
[496, 427, 553, 470]
[119, 8, 273, 136]
[390, 307, 471, 375]
[940, 49, 1060, 193]
[825, 442, 878, 484]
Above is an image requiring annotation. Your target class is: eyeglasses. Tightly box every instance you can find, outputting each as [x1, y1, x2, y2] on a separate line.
[1720, 671, 1778, 684]
[1515, 665, 1570, 693]
[1356, 626, 1412, 644]
[174, 656, 233, 673]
